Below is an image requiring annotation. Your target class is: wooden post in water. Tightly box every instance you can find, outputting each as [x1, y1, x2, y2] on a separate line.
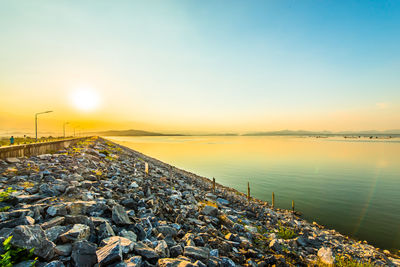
[169, 166, 173, 186]
[145, 162, 149, 176]
[212, 177, 216, 193]
[272, 192, 275, 209]
[247, 182, 250, 201]
[292, 200, 295, 213]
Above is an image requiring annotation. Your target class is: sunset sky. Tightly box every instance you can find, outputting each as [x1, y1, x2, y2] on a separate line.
[1, 1, 399, 136]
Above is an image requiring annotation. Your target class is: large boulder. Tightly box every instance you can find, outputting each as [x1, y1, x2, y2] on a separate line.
[11, 225, 55, 260]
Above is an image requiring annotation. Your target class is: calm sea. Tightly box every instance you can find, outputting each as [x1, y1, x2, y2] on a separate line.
[107, 136, 400, 251]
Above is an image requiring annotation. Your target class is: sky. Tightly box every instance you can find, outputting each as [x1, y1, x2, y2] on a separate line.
[0, 0, 399, 135]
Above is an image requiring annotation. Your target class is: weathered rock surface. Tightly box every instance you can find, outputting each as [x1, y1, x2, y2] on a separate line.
[11, 225, 55, 259]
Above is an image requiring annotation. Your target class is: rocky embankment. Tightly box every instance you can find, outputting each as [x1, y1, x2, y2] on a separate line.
[0, 137, 399, 267]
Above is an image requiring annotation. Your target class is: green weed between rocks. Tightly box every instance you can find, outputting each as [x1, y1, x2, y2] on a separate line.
[0, 236, 37, 267]
[335, 255, 375, 267]
[0, 188, 16, 202]
[277, 222, 298, 239]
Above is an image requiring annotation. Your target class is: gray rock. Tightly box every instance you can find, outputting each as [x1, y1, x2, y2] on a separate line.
[71, 240, 98, 267]
[40, 184, 60, 197]
[125, 256, 142, 267]
[155, 240, 169, 258]
[96, 237, 123, 266]
[216, 198, 229, 206]
[120, 229, 137, 242]
[11, 225, 55, 260]
[221, 257, 236, 267]
[170, 245, 183, 257]
[210, 249, 219, 257]
[200, 205, 218, 217]
[47, 204, 67, 216]
[183, 246, 210, 261]
[157, 225, 178, 237]
[0, 216, 35, 228]
[41, 216, 65, 230]
[45, 225, 68, 242]
[101, 236, 134, 254]
[158, 258, 195, 267]
[133, 241, 159, 261]
[98, 221, 115, 240]
[55, 244, 72, 256]
[269, 239, 281, 252]
[43, 260, 65, 267]
[13, 261, 36, 267]
[60, 224, 90, 242]
[112, 204, 131, 225]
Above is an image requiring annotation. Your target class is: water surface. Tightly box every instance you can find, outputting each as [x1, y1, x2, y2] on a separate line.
[107, 136, 400, 251]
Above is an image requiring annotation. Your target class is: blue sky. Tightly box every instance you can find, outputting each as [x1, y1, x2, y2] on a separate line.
[0, 0, 399, 133]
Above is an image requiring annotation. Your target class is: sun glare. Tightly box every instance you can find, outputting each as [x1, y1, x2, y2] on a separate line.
[70, 88, 100, 112]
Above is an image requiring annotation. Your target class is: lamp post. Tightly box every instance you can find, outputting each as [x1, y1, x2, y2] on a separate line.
[63, 122, 69, 138]
[35, 110, 53, 142]
[73, 126, 80, 137]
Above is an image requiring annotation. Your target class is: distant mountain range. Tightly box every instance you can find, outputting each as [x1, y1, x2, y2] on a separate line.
[97, 129, 400, 137]
[97, 129, 184, 136]
[243, 129, 400, 136]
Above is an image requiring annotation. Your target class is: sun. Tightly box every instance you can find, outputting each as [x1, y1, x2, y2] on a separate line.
[69, 87, 100, 112]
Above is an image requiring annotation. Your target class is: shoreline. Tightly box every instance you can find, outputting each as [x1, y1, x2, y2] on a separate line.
[0, 136, 398, 266]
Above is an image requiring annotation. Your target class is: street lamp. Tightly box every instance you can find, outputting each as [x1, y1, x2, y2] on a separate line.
[63, 122, 70, 138]
[73, 126, 80, 137]
[35, 110, 53, 141]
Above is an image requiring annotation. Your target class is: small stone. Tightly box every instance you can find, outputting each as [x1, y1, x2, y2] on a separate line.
[210, 249, 219, 257]
[43, 261, 65, 267]
[125, 256, 142, 267]
[221, 257, 236, 267]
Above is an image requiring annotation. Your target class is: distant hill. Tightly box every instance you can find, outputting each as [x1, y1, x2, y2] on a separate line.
[243, 129, 400, 136]
[97, 129, 184, 136]
[243, 130, 331, 136]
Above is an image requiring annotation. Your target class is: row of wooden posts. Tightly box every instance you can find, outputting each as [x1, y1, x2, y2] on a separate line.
[143, 162, 296, 213]
[213, 177, 296, 213]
